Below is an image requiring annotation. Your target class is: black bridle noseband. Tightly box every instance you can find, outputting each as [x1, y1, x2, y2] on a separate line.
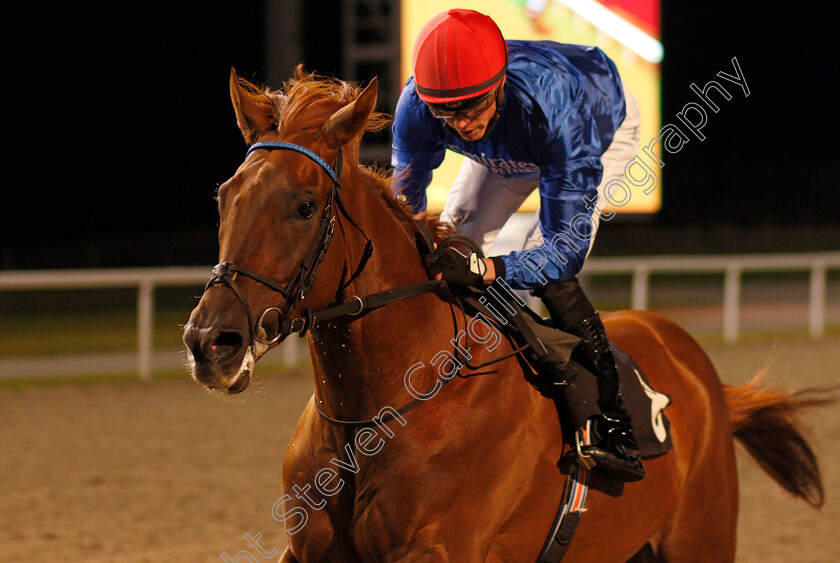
[204, 141, 440, 349]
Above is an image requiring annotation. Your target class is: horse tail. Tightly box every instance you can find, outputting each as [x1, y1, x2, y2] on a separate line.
[723, 369, 839, 507]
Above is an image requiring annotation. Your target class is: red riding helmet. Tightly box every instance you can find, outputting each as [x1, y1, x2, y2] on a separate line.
[412, 9, 508, 106]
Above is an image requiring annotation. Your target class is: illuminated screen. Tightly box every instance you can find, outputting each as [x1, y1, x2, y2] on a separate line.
[400, 0, 662, 214]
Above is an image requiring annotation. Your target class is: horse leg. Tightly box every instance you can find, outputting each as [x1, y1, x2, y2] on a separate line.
[656, 484, 738, 562]
[654, 422, 739, 561]
[614, 431, 737, 562]
[604, 311, 740, 562]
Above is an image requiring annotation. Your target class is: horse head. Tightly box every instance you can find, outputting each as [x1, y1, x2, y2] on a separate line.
[183, 67, 382, 393]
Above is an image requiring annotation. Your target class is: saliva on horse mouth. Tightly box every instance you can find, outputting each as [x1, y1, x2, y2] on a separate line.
[211, 344, 261, 394]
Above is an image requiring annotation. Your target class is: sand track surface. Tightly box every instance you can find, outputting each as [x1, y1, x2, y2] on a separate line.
[1, 337, 838, 562]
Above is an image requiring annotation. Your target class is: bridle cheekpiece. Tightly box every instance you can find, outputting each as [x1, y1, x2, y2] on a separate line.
[205, 141, 373, 347]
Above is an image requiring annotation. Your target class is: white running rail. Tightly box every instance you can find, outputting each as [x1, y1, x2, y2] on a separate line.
[581, 252, 840, 344]
[2, 252, 839, 379]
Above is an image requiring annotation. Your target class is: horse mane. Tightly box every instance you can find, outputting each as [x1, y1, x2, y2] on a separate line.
[236, 65, 458, 246]
[357, 166, 460, 246]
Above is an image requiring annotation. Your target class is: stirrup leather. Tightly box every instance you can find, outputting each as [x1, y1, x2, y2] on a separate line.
[574, 420, 597, 470]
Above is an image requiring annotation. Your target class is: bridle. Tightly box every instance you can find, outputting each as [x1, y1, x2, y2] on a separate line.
[204, 140, 441, 348]
[202, 139, 524, 427]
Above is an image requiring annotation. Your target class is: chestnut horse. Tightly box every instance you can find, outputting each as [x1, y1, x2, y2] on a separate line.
[184, 68, 833, 562]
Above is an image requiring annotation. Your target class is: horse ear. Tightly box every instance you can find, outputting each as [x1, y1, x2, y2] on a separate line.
[229, 67, 277, 144]
[321, 77, 379, 148]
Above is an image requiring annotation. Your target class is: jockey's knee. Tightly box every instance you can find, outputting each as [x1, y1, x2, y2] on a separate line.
[439, 207, 467, 230]
[536, 277, 596, 329]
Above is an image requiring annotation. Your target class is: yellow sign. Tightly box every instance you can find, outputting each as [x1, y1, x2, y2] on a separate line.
[400, 0, 662, 214]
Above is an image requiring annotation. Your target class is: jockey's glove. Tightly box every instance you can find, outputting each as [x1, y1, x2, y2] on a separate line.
[425, 246, 486, 287]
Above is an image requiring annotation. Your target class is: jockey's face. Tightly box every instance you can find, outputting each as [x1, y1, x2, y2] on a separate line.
[442, 98, 498, 142]
[426, 79, 504, 142]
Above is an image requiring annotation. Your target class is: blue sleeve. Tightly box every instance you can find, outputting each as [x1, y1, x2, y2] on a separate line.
[390, 79, 446, 213]
[499, 91, 604, 290]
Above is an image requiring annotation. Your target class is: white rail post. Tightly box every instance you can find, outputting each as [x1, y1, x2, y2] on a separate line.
[723, 264, 741, 344]
[632, 265, 649, 310]
[809, 260, 827, 339]
[283, 337, 299, 367]
[137, 279, 154, 381]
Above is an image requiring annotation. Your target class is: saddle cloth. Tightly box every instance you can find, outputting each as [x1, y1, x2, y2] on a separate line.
[556, 341, 673, 460]
[456, 285, 673, 461]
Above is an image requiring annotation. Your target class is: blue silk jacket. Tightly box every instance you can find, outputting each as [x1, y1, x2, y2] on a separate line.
[391, 40, 626, 289]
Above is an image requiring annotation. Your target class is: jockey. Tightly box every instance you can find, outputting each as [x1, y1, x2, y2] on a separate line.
[391, 9, 645, 482]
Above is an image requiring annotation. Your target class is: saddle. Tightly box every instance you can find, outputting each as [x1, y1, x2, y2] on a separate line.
[454, 282, 673, 462]
[415, 226, 673, 562]
[413, 222, 673, 461]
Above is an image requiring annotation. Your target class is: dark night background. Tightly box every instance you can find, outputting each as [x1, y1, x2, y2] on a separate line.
[4, 2, 838, 270]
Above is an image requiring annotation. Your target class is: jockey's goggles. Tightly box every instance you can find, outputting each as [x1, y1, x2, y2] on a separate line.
[425, 84, 500, 120]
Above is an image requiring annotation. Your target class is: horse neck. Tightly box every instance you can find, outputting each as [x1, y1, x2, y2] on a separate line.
[307, 164, 457, 420]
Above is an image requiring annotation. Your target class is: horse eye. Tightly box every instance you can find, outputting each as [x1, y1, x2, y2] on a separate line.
[297, 201, 317, 219]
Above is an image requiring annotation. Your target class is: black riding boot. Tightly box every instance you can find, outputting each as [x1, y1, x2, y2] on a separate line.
[567, 312, 645, 482]
[538, 279, 645, 482]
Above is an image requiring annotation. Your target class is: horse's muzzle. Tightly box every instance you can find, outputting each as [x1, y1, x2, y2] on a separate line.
[183, 322, 252, 393]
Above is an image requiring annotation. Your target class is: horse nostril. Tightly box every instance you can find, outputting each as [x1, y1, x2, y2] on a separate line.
[184, 325, 246, 365]
[210, 331, 242, 351]
[203, 330, 244, 363]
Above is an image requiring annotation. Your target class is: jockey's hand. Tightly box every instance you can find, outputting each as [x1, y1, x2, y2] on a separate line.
[425, 247, 488, 287]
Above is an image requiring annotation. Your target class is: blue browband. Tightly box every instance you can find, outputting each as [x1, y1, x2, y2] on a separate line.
[246, 141, 340, 185]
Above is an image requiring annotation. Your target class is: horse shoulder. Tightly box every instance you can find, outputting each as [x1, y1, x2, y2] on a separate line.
[352, 359, 565, 560]
[280, 400, 363, 560]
